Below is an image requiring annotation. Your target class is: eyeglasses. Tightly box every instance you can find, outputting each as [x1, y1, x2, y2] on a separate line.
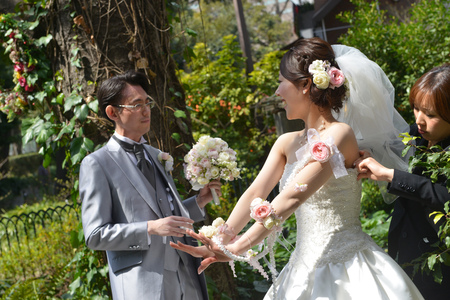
[114, 97, 156, 112]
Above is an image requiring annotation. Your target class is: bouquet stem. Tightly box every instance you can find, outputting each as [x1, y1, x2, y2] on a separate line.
[210, 188, 220, 205]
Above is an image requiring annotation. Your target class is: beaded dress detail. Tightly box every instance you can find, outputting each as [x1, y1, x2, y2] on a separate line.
[264, 162, 424, 300]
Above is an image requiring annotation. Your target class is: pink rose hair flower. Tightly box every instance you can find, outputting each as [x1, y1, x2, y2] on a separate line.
[328, 67, 345, 89]
[310, 141, 332, 163]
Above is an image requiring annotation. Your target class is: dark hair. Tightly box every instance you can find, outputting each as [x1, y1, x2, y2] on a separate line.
[97, 70, 150, 121]
[409, 63, 450, 123]
[280, 37, 347, 112]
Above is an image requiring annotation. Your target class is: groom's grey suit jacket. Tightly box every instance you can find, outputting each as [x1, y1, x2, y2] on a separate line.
[80, 138, 208, 300]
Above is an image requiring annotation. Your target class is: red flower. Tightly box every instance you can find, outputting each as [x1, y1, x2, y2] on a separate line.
[25, 84, 34, 92]
[27, 65, 35, 72]
[14, 62, 24, 72]
[18, 77, 26, 87]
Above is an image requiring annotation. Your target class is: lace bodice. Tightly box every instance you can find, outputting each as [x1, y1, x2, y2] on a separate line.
[280, 163, 377, 270]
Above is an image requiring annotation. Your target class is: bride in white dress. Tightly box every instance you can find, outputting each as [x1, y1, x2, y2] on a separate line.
[172, 38, 424, 299]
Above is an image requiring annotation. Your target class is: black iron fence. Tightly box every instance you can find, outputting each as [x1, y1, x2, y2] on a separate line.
[0, 203, 79, 254]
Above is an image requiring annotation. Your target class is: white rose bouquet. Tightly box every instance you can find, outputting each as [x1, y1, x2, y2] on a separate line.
[184, 135, 240, 205]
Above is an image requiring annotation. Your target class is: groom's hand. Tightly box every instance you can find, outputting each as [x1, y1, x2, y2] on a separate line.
[147, 216, 194, 237]
[196, 180, 222, 208]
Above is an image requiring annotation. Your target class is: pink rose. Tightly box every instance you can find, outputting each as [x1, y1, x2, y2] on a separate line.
[310, 141, 331, 163]
[328, 67, 345, 89]
[251, 203, 272, 222]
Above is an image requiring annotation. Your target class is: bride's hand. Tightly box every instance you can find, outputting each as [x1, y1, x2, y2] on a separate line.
[171, 229, 233, 273]
[169, 242, 213, 258]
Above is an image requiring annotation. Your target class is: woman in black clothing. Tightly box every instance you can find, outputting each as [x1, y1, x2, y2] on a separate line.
[355, 63, 450, 299]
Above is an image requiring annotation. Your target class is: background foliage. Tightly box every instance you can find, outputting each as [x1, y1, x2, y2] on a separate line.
[338, 0, 450, 123]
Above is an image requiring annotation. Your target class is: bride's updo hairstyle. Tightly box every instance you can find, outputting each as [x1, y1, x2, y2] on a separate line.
[280, 37, 347, 112]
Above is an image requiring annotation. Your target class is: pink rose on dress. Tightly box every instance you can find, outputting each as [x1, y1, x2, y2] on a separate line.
[251, 203, 272, 222]
[328, 67, 345, 89]
[310, 141, 332, 163]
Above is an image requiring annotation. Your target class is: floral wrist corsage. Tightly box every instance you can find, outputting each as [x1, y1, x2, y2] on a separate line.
[158, 151, 174, 172]
[250, 198, 283, 231]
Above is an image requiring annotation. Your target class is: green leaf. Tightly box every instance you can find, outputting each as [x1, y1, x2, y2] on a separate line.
[171, 132, 181, 143]
[70, 137, 94, 165]
[428, 254, 437, 271]
[430, 212, 444, 224]
[34, 34, 53, 47]
[174, 109, 186, 118]
[87, 99, 99, 113]
[185, 28, 198, 37]
[74, 104, 89, 122]
[64, 94, 83, 112]
[56, 118, 75, 141]
[69, 277, 81, 291]
[56, 92, 65, 105]
[34, 91, 47, 104]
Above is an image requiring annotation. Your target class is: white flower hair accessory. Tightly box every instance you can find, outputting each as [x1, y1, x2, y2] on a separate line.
[308, 59, 345, 90]
[158, 151, 174, 172]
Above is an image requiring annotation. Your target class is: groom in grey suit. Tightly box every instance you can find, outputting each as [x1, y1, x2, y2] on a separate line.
[80, 71, 220, 300]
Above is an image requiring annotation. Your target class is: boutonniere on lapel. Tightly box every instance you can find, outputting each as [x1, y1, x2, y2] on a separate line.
[158, 152, 174, 173]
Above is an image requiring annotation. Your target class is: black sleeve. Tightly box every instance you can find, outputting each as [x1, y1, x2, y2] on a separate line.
[388, 169, 450, 210]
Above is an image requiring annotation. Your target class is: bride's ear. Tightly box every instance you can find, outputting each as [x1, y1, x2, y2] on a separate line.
[302, 78, 312, 94]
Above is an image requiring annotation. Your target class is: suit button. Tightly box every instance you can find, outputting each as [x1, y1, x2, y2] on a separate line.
[165, 213, 169, 217]
[159, 198, 162, 202]
[129, 246, 133, 249]
[166, 188, 170, 192]
[402, 232, 407, 238]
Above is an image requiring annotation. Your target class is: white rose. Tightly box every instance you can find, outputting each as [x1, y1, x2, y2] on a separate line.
[212, 217, 225, 228]
[250, 197, 264, 209]
[197, 177, 209, 186]
[308, 60, 324, 73]
[313, 71, 330, 89]
[263, 216, 275, 230]
[198, 135, 210, 145]
[218, 152, 230, 162]
[199, 225, 217, 238]
[210, 166, 220, 178]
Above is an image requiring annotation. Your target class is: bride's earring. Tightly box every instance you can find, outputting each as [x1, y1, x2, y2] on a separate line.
[303, 90, 306, 95]
[318, 120, 326, 131]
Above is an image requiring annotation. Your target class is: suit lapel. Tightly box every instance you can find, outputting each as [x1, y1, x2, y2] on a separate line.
[106, 139, 163, 218]
[145, 145, 190, 218]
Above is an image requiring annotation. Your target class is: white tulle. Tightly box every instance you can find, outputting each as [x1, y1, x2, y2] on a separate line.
[332, 45, 411, 203]
[263, 165, 423, 300]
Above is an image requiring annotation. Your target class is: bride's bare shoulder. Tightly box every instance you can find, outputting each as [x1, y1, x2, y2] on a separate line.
[276, 130, 305, 145]
[326, 122, 355, 141]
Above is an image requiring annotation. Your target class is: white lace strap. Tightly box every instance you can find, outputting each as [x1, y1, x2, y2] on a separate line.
[295, 128, 348, 179]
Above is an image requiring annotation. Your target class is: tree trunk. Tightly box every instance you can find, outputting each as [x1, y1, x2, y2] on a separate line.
[44, 0, 194, 179]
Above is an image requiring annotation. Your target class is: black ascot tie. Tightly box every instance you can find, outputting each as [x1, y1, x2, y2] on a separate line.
[112, 136, 156, 188]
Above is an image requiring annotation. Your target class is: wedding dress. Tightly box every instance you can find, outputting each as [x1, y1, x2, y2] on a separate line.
[264, 164, 424, 300]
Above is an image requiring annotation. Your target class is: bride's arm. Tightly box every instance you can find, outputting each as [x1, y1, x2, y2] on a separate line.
[220, 133, 292, 242]
[227, 124, 359, 254]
